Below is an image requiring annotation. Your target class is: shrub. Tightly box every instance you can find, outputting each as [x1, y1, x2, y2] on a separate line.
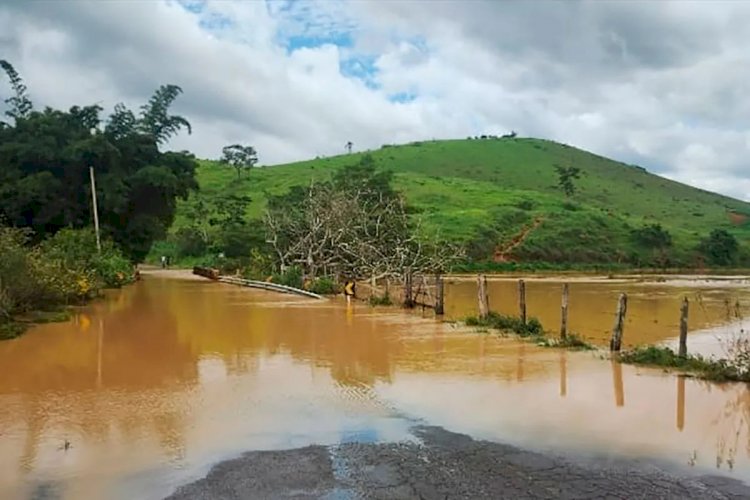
[174, 227, 207, 257]
[308, 277, 337, 295]
[41, 228, 134, 289]
[516, 199, 535, 211]
[241, 248, 276, 280]
[369, 293, 393, 306]
[1, 226, 135, 337]
[272, 266, 304, 289]
[466, 312, 543, 337]
[619, 346, 749, 382]
[631, 223, 672, 249]
[540, 333, 594, 350]
[698, 229, 738, 266]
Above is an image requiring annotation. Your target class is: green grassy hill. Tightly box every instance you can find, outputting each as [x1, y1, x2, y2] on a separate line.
[170, 138, 750, 267]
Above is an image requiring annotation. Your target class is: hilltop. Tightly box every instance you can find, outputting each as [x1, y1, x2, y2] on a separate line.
[168, 138, 750, 268]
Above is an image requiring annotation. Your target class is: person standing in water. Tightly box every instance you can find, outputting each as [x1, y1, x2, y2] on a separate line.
[343, 279, 356, 305]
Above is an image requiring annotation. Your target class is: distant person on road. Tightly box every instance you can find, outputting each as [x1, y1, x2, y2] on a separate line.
[160, 255, 167, 269]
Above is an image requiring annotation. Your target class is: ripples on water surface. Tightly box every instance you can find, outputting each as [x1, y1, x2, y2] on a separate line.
[1, 272, 750, 499]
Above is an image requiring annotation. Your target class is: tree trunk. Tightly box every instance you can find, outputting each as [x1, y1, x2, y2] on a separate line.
[560, 283, 569, 339]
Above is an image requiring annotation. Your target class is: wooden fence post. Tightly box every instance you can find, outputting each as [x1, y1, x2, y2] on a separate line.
[610, 293, 628, 352]
[678, 297, 689, 357]
[434, 274, 444, 315]
[518, 279, 527, 324]
[560, 283, 569, 339]
[403, 268, 414, 308]
[477, 274, 489, 319]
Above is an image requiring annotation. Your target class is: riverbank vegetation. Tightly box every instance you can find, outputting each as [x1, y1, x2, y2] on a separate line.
[0, 227, 134, 338]
[0, 60, 198, 337]
[464, 312, 594, 350]
[619, 346, 750, 383]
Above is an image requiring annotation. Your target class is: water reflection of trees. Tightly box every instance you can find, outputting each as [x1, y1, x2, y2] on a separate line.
[0, 281, 195, 476]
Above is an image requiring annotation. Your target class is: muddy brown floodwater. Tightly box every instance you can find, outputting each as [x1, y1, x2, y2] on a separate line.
[1, 271, 750, 499]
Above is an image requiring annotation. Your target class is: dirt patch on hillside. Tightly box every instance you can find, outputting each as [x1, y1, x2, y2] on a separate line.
[728, 211, 749, 226]
[493, 217, 543, 262]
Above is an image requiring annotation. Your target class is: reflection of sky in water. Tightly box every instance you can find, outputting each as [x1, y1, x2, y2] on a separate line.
[2, 274, 750, 498]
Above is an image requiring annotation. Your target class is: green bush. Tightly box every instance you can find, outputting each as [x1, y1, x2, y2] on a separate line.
[619, 346, 748, 382]
[41, 228, 134, 289]
[369, 293, 393, 306]
[516, 199, 535, 211]
[1, 226, 134, 337]
[240, 248, 276, 280]
[466, 312, 543, 337]
[174, 227, 207, 257]
[539, 333, 595, 350]
[272, 266, 304, 289]
[698, 229, 739, 266]
[309, 277, 337, 295]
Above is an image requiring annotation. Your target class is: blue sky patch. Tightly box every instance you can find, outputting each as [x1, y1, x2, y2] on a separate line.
[340, 55, 379, 89]
[388, 91, 417, 104]
[282, 32, 354, 53]
[176, 0, 206, 14]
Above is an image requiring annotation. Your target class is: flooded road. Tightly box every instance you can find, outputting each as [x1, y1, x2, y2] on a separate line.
[1, 272, 750, 499]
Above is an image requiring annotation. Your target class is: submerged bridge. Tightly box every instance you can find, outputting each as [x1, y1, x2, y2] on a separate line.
[193, 267, 325, 300]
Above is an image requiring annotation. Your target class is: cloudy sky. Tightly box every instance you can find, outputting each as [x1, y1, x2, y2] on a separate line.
[1, 0, 749, 200]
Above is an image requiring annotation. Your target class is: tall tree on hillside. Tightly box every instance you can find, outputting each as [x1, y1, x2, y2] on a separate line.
[555, 165, 581, 197]
[138, 84, 192, 145]
[698, 229, 738, 266]
[221, 144, 258, 179]
[0, 60, 33, 122]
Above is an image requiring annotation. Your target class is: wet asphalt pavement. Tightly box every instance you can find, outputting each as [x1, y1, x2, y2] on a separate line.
[166, 426, 750, 499]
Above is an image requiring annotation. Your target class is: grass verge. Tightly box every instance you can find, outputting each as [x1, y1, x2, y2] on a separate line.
[619, 346, 750, 382]
[464, 312, 595, 350]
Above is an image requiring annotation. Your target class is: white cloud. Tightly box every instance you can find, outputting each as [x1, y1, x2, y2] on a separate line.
[0, 0, 749, 200]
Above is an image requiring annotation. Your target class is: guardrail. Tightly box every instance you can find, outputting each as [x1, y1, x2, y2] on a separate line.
[218, 276, 325, 299]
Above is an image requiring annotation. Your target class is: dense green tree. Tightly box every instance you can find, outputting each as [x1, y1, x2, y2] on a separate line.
[554, 165, 581, 197]
[137, 84, 192, 144]
[1, 60, 33, 121]
[631, 224, 672, 249]
[630, 223, 673, 268]
[221, 144, 258, 179]
[698, 229, 738, 266]
[0, 61, 197, 262]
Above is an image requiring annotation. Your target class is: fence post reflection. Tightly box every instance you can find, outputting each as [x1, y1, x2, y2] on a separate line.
[516, 344, 525, 382]
[612, 360, 624, 407]
[97, 318, 104, 388]
[676, 375, 686, 431]
[559, 351, 567, 397]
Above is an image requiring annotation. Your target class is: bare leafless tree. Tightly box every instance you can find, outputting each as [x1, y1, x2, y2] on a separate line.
[264, 176, 461, 280]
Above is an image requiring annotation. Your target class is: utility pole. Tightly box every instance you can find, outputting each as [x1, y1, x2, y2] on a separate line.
[89, 166, 101, 253]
